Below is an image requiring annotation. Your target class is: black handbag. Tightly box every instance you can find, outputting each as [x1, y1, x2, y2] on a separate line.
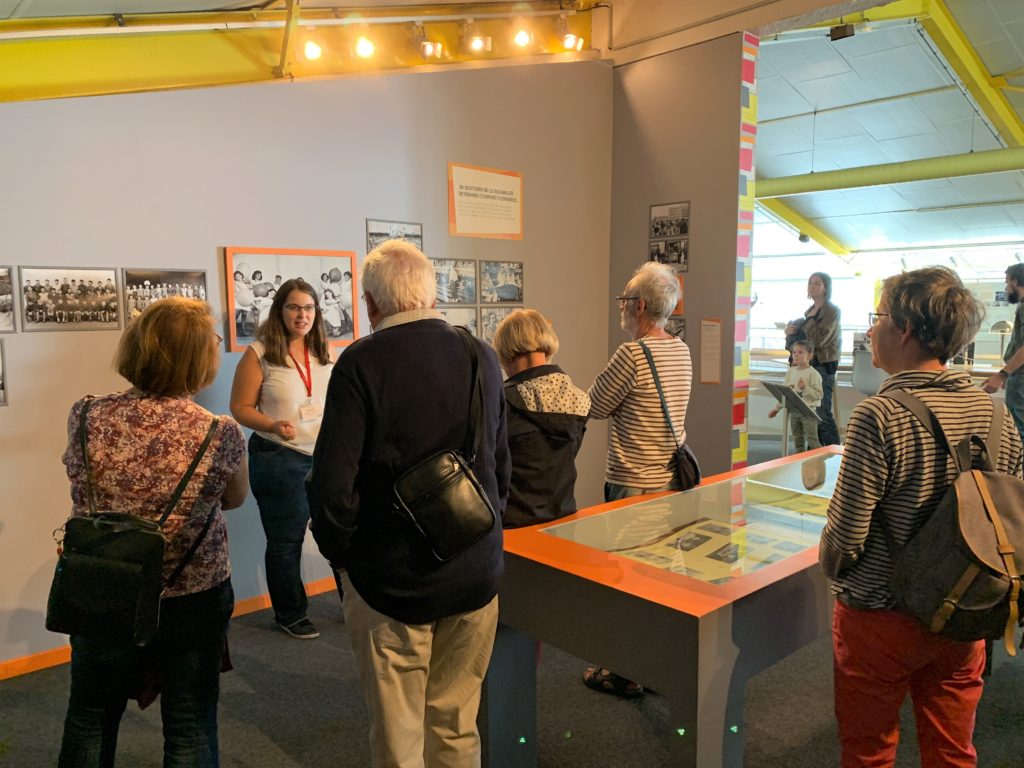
[392, 326, 497, 562]
[45, 398, 220, 647]
[638, 340, 701, 490]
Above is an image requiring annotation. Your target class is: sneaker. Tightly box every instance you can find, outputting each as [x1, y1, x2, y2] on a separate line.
[278, 618, 320, 639]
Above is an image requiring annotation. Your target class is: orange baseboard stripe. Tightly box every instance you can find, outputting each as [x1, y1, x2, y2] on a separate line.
[0, 577, 339, 681]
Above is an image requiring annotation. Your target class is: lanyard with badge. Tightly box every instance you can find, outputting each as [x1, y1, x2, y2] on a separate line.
[289, 344, 324, 423]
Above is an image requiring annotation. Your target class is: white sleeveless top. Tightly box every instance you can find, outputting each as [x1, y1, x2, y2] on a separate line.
[252, 340, 334, 456]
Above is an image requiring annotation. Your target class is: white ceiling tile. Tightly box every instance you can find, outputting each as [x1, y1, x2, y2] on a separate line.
[877, 132, 956, 162]
[1004, 19, 1024, 55]
[934, 117, 1004, 154]
[850, 100, 936, 141]
[812, 133, 887, 169]
[756, 76, 814, 120]
[896, 183, 967, 209]
[790, 71, 877, 111]
[827, 24, 920, 58]
[839, 186, 912, 215]
[759, 37, 853, 83]
[974, 38, 1024, 76]
[993, 0, 1024, 24]
[847, 43, 953, 98]
[811, 111, 869, 141]
[950, 171, 1024, 203]
[943, 205, 1018, 229]
[788, 195, 861, 218]
[946, 0, 1008, 44]
[756, 152, 815, 178]
[912, 88, 977, 124]
[758, 120, 813, 156]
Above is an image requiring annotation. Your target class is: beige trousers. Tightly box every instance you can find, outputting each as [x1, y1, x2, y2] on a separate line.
[339, 570, 499, 768]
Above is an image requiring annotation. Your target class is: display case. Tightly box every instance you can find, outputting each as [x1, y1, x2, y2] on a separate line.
[481, 448, 842, 768]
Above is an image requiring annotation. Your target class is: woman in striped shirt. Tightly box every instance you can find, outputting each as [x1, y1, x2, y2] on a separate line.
[820, 266, 1023, 767]
[583, 262, 693, 698]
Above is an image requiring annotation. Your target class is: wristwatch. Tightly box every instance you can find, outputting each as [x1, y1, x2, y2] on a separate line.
[998, 369, 1010, 379]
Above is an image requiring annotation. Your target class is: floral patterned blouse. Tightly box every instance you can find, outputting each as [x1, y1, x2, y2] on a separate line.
[63, 393, 246, 599]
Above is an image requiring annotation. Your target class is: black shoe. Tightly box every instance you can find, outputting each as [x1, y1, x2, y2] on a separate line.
[278, 618, 320, 639]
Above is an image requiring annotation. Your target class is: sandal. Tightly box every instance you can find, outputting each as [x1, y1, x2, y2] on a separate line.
[582, 666, 644, 698]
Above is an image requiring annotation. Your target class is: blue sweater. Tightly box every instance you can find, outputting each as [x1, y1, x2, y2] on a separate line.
[308, 317, 509, 624]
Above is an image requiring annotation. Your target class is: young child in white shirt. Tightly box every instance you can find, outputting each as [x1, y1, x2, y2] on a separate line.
[768, 340, 824, 452]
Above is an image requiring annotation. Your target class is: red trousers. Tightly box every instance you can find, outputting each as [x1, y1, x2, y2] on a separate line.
[832, 600, 985, 768]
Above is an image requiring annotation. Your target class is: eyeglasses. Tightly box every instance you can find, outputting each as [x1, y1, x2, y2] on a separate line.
[285, 303, 316, 314]
[615, 295, 641, 306]
[868, 312, 890, 326]
[212, 332, 223, 345]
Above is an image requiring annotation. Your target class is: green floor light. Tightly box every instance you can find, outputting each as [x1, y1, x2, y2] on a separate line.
[676, 728, 686, 737]
[518, 737, 527, 745]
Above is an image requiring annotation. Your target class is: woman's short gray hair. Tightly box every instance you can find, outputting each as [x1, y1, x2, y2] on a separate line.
[362, 239, 436, 317]
[492, 308, 559, 363]
[882, 266, 984, 363]
[626, 262, 680, 323]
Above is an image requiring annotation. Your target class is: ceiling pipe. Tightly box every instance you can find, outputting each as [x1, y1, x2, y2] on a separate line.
[756, 145, 1024, 198]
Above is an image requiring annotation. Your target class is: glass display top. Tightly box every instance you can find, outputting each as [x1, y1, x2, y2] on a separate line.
[542, 454, 841, 586]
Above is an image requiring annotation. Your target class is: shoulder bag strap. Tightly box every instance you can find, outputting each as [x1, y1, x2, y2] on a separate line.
[638, 340, 680, 448]
[156, 416, 221, 526]
[79, 397, 99, 516]
[454, 326, 483, 465]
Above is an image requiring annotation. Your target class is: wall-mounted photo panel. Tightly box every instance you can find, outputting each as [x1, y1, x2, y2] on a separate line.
[0, 266, 15, 333]
[225, 247, 359, 353]
[366, 219, 423, 253]
[649, 201, 690, 239]
[18, 266, 120, 332]
[122, 268, 208, 323]
[431, 258, 477, 305]
[479, 261, 524, 303]
[0, 339, 7, 406]
[439, 307, 478, 337]
[480, 306, 518, 344]
[666, 317, 686, 341]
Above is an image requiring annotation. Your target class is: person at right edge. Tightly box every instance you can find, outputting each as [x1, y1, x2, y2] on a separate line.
[307, 239, 510, 768]
[819, 267, 1023, 768]
[582, 261, 692, 699]
[982, 262, 1024, 443]
[787, 271, 841, 445]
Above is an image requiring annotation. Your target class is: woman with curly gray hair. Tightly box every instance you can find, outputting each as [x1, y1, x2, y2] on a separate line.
[820, 266, 1023, 766]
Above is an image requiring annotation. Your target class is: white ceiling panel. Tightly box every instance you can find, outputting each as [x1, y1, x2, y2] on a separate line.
[897, 183, 968, 210]
[789, 192, 863, 219]
[993, 0, 1024, 24]
[811, 133, 885, 169]
[877, 132, 956, 162]
[757, 120, 813, 155]
[973, 38, 1024, 75]
[1004, 19, 1024, 53]
[950, 172, 1024, 203]
[943, 205, 1020, 230]
[822, 23, 920, 57]
[760, 37, 852, 83]
[947, 0, 1007, 43]
[933, 117, 1003, 154]
[811, 110, 869, 141]
[837, 186, 912, 216]
[912, 88, 978, 123]
[845, 42, 952, 98]
[756, 76, 814, 120]
[851, 100, 936, 141]
[790, 70, 876, 111]
[756, 152, 818, 178]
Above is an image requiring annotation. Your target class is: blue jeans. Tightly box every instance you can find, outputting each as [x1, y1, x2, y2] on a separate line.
[58, 580, 234, 768]
[813, 361, 841, 446]
[248, 433, 312, 626]
[1006, 374, 1024, 445]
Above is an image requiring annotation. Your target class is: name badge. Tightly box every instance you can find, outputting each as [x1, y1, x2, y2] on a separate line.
[299, 398, 323, 423]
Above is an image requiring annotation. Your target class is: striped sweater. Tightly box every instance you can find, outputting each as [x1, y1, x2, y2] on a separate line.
[588, 336, 692, 488]
[819, 369, 1023, 608]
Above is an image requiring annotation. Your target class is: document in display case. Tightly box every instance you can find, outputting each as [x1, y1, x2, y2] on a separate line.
[481, 449, 842, 768]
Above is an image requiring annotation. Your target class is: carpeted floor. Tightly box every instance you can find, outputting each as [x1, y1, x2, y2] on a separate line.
[3, 589, 1024, 767]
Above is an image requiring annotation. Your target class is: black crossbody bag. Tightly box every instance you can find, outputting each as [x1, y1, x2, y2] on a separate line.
[46, 398, 220, 646]
[392, 326, 497, 562]
[638, 340, 701, 490]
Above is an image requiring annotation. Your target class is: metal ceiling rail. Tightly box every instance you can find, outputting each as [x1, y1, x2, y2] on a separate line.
[756, 145, 1024, 198]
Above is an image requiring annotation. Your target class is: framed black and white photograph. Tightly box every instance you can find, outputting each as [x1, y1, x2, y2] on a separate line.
[480, 306, 517, 344]
[666, 317, 686, 340]
[18, 266, 120, 332]
[431, 258, 477, 304]
[479, 261, 523, 303]
[439, 307, 478, 337]
[649, 201, 690, 239]
[0, 339, 7, 406]
[225, 246, 358, 352]
[122, 268, 208, 322]
[366, 219, 424, 253]
[0, 266, 15, 333]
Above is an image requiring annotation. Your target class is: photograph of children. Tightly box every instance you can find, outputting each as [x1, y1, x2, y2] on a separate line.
[0, 339, 7, 406]
[479, 261, 524, 303]
[648, 237, 689, 271]
[225, 247, 358, 353]
[665, 317, 686, 340]
[480, 306, 516, 344]
[18, 266, 120, 332]
[649, 201, 690, 239]
[431, 259, 477, 304]
[707, 542, 740, 564]
[366, 219, 423, 253]
[122, 269, 208, 322]
[0, 266, 15, 333]
[438, 307, 478, 337]
[673, 530, 710, 552]
[700, 521, 731, 536]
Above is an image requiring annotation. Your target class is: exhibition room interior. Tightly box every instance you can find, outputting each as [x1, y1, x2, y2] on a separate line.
[1, 0, 1024, 765]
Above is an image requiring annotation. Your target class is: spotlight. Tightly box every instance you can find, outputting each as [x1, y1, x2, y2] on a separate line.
[461, 20, 492, 53]
[513, 28, 532, 47]
[303, 39, 322, 60]
[412, 24, 443, 59]
[555, 15, 585, 52]
[798, 233, 810, 243]
[355, 35, 375, 59]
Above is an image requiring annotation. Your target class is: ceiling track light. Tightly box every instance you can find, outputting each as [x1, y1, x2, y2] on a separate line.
[512, 22, 532, 48]
[411, 23, 443, 59]
[555, 14, 585, 52]
[461, 19, 492, 54]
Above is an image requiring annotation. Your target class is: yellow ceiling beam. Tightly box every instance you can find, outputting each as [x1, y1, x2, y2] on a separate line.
[757, 198, 851, 256]
[920, 0, 1024, 147]
[0, 4, 590, 102]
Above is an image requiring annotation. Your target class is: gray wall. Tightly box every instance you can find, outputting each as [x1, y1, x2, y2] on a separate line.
[0, 61, 613, 665]
[610, 33, 745, 475]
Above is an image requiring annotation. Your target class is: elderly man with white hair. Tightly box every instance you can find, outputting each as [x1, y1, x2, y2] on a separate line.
[308, 239, 509, 768]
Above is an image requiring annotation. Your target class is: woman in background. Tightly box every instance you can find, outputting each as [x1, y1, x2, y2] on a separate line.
[492, 309, 589, 528]
[59, 298, 248, 767]
[230, 278, 334, 640]
[787, 271, 841, 445]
